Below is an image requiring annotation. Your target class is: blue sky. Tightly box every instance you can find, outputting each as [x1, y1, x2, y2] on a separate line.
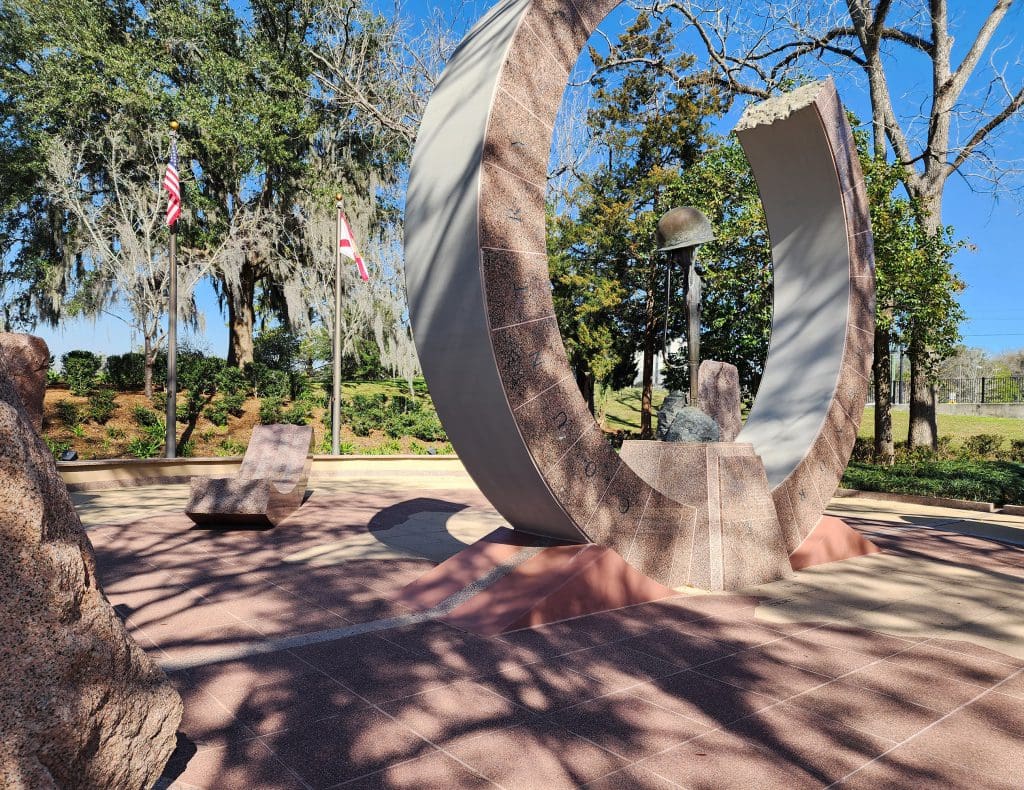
[34, 1, 1024, 362]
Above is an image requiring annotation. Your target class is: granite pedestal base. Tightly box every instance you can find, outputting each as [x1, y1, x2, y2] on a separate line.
[399, 528, 676, 636]
[620, 441, 792, 591]
[789, 515, 881, 570]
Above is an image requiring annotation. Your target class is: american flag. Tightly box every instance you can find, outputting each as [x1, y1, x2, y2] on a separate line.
[338, 209, 370, 281]
[163, 136, 181, 227]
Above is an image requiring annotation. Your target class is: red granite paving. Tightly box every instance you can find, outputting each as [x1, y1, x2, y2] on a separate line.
[83, 492, 1024, 789]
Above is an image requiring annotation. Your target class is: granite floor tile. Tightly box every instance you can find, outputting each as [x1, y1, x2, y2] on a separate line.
[441, 722, 626, 790]
[882, 641, 1019, 689]
[380, 678, 534, 743]
[672, 617, 795, 651]
[961, 686, 1024, 738]
[259, 708, 435, 789]
[787, 679, 944, 741]
[635, 727, 826, 790]
[619, 627, 735, 669]
[897, 709, 1024, 784]
[582, 764, 684, 789]
[161, 737, 303, 790]
[557, 641, 683, 691]
[474, 657, 617, 714]
[694, 652, 833, 701]
[189, 653, 367, 737]
[750, 634, 879, 677]
[793, 623, 920, 659]
[380, 620, 533, 677]
[152, 622, 267, 665]
[994, 667, 1024, 699]
[840, 655, 986, 714]
[173, 682, 258, 751]
[728, 702, 897, 782]
[833, 748, 1020, 790]
[331, 750, 496, 789]
[923, 637, 1024, 669]
[543, 694, 709, 762]
[624, 670, 777, 728]
[292, 634, 460, 705]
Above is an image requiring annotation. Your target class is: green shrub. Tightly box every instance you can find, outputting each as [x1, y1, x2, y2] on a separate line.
[245, 362, 290, 399]
[282, 400, 313, 425]
[55, 399, 81, 427]
[176, 390, 206, 423]
[289, 371, 312, 401]
[216, 366, 249, 396]
[151, 392, 167, 412]
[215, 438, 247, 456]
[222, 391, 247, 417]
[86, 388, 117, 424]
[850, 437, 874, 462]
[408, 411, 446, 441]
[842, 459, 1024, 506]
[205, 401, 230, 426]
[349, 412, 377, 436]
[45, 437, 72, 459]
[177, 440, 195, 458]
[962, 434, 1003, 459]
[106, 426, 126, 440]
[132, 405, 161, 427]
[180, 354, 225, 395]
[104, 353, 147, 391]
[62, 350, 103, 395]
[126, 435, 163, 458]
[1009, 440, 1024, 463]
[364, 438, 403, 455]
[254, 327, 301, 371]
[259, 397, 283, 425]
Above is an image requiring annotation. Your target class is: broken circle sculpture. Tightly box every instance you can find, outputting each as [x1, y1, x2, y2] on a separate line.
[404, 0, 876, 590]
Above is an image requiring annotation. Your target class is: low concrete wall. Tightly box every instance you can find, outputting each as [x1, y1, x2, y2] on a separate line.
[884, 403, 1024, 419]
[58, 455, 467, 491]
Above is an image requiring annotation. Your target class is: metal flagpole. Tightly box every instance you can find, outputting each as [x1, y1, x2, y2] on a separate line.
[165, 120, 179, 459]
[331, 194, 343, 456]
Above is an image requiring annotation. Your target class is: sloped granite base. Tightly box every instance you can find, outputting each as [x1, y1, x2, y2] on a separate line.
[620, 441, 792, 591]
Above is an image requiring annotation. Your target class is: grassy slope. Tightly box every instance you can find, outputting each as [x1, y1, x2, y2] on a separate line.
[859, 407, 1024, 444]
[42, 379, 451, 460]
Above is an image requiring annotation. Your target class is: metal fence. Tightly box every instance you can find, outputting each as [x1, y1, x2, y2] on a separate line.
[890, 376, 1024, 404]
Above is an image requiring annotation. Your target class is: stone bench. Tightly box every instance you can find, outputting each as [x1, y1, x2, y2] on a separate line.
[185, 424, 313, 527]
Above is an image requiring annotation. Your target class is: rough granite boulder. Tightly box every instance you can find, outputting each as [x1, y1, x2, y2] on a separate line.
[663, 405, 720, 443]
[0, 332, 49, 431]
[655, 390, 688, 440]
[0, 347, 182, 789]
[698, 360, 743, 442]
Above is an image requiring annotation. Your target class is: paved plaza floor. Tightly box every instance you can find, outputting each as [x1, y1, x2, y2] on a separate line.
[76, 460, 1024, 789]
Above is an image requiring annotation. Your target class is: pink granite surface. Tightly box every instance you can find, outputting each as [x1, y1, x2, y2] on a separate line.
[475, 8, 873, 590]
[0, 352, 181, 788]
[697, 360, 743, 442]
[83, 488, 1024, 789]
[0, 332, 49, 430]
[620, 441, 791, 591]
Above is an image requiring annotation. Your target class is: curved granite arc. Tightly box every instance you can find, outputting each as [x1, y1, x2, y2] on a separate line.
[405, 0, 875, 588]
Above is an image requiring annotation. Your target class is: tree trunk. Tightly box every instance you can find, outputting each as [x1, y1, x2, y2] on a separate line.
[908, 334, 937, 450]
[872, 325, 894, 463]
[143, 334, 154, 399]
[640, 289, 656, 439]
[226, 263, 257, 368]
[576, 366, 595, 416]
[906, 191, 943, 451]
